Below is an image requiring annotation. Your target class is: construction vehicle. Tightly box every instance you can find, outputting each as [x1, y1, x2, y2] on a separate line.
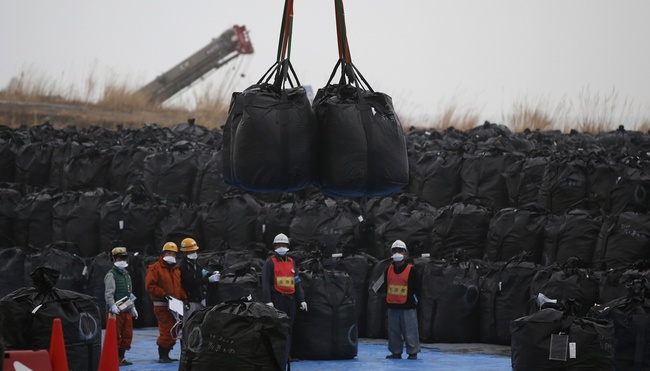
[138, 25, 253, 105]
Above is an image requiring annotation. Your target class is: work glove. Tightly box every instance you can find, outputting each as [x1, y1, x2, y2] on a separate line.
[131, 307, 139, 320]
[300, 302, 308, 311]
[110, 304, 120, 315]
[201, 269, 209, 278]
[266, 302, 274, 308]
[208, 272, 220, 283]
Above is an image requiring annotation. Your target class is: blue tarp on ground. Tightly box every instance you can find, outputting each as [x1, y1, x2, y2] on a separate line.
[119, 328, 511, 371]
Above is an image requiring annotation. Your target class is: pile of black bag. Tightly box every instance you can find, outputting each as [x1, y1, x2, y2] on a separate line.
[0, 120, 649, 366]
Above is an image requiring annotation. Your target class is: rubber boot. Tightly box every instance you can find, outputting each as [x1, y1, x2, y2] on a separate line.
[118, 349, 133, 366]
[158, 347, 177, 363]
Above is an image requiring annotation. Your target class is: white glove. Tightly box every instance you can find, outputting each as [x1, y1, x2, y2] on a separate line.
[266, 302, 274, 308]
[208, 272, 220, 283]
[131, 307, 138, 319]
[110, 304, 120, 314]
[300, 302, 308, 311]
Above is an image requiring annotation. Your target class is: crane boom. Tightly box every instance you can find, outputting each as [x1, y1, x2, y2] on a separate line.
[138, 25, 253, 105]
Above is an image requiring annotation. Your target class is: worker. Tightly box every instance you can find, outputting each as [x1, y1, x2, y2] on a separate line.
[261, 233, 307, 318]
[104, 245, 137, 366]
[261, 233, 307, 361]
[145, 241, 187, 363]
[178, 237, 220, 323]
[384, 240, 420, 360]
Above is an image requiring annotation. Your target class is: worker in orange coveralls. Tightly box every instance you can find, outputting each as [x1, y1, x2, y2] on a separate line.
[145, 241, 187, 363]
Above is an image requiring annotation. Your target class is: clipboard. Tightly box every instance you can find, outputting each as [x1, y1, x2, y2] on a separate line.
[167, 296, 184, 317]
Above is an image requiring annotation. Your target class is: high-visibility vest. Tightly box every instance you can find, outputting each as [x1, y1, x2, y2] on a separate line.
[386, 264, 412, 304]
[272, 256, 296, 295]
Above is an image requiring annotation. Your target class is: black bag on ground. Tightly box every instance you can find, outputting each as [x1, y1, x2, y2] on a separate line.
[292, 258, 358, 360]
[511, 307, 615, 371]
[365, 257, 393, 339]
[179, 299, 291, 371]
[418, 258, 482, 343]
[589, 278, 650, 371]
[0, 267, 102, 371]
[479, 256, 538, 345]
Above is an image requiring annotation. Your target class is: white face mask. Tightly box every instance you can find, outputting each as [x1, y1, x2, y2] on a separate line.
[392, 253, 404, 262]
[114, 261, 128, 269]
[186, 253, 198, 260]
[275, 247, 289, 256]
[163, 256, 176, 264]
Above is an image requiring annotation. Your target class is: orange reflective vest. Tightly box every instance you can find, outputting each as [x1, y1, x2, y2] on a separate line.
[272, 256, 296, 295]
[386, 264, 412, 304]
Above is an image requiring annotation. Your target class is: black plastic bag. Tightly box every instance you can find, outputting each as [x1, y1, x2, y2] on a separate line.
[313, 61, 408, 197]
[0, 267, 102, 371]
[179, 299, 291, 371]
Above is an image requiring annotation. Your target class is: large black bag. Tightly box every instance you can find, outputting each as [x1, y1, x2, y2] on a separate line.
[511, 308, 615, 371]
[313, 61, 408, 198]
[179, 300, 291, 371]
[292, 259, 358, 360]
[0, 267, 102, 371]
[222, 2, 317, 193]
[589, 278, 650, 370]
[312, 0, 407, 198]
[223, 60, 317, 193]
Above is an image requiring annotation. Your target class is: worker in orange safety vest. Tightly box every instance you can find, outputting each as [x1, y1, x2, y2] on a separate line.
[384, 240, 421, 360]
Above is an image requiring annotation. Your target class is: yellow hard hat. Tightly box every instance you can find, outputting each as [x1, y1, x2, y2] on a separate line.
[162, 242, 178, 253]
[180, 238, 199, 252]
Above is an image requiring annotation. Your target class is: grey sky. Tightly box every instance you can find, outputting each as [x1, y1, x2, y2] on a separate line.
[2, 0, 649, 128]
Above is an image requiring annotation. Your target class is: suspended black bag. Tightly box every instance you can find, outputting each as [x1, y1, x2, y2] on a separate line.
[179, 299, 291, 371]
[222, 0, 317, 193]
[312, 0, 408, 198]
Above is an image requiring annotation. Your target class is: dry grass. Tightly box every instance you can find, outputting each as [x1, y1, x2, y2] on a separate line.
[504, 96, 569, 133]
[400, 102, 480, 132]
[2, 69, 649, 134]
[0, 68, 231, 129]
[570, 87, 638, 134]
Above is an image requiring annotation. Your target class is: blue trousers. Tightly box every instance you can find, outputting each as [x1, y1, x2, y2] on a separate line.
[387, 308, 420, 355]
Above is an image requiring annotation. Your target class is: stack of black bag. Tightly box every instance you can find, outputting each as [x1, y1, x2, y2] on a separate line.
[0, 119, 649, 367]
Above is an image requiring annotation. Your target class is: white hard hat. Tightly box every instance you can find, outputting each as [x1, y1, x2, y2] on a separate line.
[391, 240, 408, 252]
[273, 233, 290, 245]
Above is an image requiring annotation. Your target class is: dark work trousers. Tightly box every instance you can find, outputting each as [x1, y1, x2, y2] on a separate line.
[271, 291, 297, 358]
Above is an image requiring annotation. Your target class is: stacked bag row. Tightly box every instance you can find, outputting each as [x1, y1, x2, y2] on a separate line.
[1, 221, 649, 367]
[2, 183, 649, 272]
[1, 121, 649, 212]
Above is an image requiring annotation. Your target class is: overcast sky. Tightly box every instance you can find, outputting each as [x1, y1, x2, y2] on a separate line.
[2, 1, 649, 128]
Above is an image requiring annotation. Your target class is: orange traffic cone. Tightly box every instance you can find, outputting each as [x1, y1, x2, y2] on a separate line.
[49, 318, 69, 371]
[98, 316, 119, 371]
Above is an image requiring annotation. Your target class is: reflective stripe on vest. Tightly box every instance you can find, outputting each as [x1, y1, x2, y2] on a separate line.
[386, 264, 412, 304]
[272, 256, 296, 295]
